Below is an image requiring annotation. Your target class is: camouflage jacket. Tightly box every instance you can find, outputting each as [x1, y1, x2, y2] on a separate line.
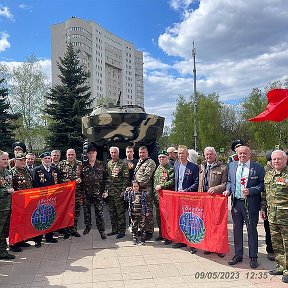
[10, 167, 33, 190]
[134, 158, 156, 192]
[262, 166, 288, 225]
[124, 187, 149, 217]
[0, 168, 13, 210]
[58, 160, 82, 182]
[81, 160, 105, 194]
[153, 163, 174, 192]
[106, 159, 129, 195]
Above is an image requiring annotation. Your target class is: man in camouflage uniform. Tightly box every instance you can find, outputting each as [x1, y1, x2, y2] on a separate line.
[106, 146, 129, 239]
[0, 150, 15, 260]
[261, 150, 288, 283]
[58, 148, 82, 237]
[134, 146, 156, 240]
[81, 144, 106, 239]
[10, 152, 33, 252]
[153, 150, 174, 241]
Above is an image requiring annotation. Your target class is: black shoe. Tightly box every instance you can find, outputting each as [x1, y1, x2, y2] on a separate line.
[0, 253, 16, 260]
[100, 232, 107, 240]
[19, 242, 31, 248]
[116, 233, 125, 239]
[155, 236, 164, 241]
[107, 231, 118, 236]
[133, 238, 138, 245]
[164, 239, 172, 245]
[70, 231, 81, 237]
[204, 250, 212, 255]
[9, 245, 22, 252]
[218, 253, 225, 258]
[63, 232, 70, 239]
[145, 233, 153, 241]
[190, 247, 197, 254]
[269, 269, 283, 275]
[228, 255, 243, 265]
[282, 275, 288, 283]
[35, 242, 41, 248]
[172, 242, 187, 248]
[46, 238, 58, 243]
[83, 226, 91, 235]
[250, 257, 258, 269]
[267, 253, 275, 261]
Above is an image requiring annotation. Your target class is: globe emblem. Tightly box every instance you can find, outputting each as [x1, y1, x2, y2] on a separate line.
[31, 203, 56, 231]
[179, 211, 206, 243]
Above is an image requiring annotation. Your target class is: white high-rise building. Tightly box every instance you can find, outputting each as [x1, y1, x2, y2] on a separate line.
[51, 17, 144, 107]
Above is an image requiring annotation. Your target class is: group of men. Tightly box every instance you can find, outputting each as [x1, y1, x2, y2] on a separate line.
[0, 141, 288, 283]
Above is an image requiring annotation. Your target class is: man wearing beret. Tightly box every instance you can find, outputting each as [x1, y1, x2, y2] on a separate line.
[153, 150, 174, 242]
[32, 152, 61, 247]
[10, 152, 33, 252]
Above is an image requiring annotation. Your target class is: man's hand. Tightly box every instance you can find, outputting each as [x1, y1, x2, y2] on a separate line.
[155, 185, 161, 191]
[223, 190, 229, 196]
[260, 210, 266, 220]
[207, 187, 215, 194]
[7, 188, 14, 194]
[242, 188, 250, 197]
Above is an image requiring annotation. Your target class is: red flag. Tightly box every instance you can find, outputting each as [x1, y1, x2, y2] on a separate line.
[9, 181, 76, 245]
[249, 89, 288, 122]
[159, 190, 229, 253]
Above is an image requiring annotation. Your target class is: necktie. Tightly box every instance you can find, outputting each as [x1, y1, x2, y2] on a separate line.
[203, 164, 211, 191]
[235, 163, 245, 199]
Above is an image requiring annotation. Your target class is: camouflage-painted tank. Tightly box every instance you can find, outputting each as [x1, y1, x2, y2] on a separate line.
[81, 103, 165, 161]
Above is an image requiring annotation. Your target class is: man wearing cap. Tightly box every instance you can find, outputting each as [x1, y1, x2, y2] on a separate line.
[198, 146, 228, 257]
[228, 139, 245, 163]
[9, 141, 27, 168]
[10, 152, 33, 252]
[0, 150, 15, 260]
[58, 149, 82, 237]
[81, 144, 106, 239]
[167, 147, 178, 166]
[134, 146, 156, 240]
[153, 150, 174, 241]
[32, 152, 61, 247]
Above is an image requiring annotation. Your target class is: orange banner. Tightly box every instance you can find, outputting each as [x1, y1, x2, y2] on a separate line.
[9, 181, 76, 245]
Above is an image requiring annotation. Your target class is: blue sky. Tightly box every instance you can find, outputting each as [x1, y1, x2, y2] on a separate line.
[1, 0, 288, 125]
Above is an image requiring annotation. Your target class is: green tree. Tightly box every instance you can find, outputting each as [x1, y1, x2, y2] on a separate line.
[45, 43, 93, 155]
[8, 55, 50, 151]
[0, 78, 20, 151]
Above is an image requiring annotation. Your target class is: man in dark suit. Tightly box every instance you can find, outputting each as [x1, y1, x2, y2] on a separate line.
[224, 145, 265, 269]
[172, 145, 199, 253]
[32, 152, 62, 247]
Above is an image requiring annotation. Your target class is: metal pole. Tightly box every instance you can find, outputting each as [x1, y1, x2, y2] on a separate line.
[192, 41, 197, 151]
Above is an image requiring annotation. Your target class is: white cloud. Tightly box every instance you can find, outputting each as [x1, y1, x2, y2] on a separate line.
[142, 0, 288, 125]
[0, 32, 10, 52]
[0, 6, 14, 21]
[19, 4, 32, 11]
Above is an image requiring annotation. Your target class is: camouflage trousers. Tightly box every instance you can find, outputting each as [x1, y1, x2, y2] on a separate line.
[152, 191, 161, 236]
[270, 223, 288, 275]
[83, 191, 105, 232]
[107, 194, 126, 234]
[131, 211, 146, 239]
[0, 209, 10, 255]
[69, 187, 82, 232]
[144, 192, 154, 234]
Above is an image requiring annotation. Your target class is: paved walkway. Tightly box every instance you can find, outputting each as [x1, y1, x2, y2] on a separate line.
[0, 206, 286, 288]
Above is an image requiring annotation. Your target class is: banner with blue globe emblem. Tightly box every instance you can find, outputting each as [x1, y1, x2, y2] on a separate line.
[159, 190, 229, 253]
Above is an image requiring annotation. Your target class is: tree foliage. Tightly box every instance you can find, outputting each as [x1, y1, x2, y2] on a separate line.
[8, 55, 50, 151]
[45, 43, 93, 155]
[0, 78, 20, 151]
